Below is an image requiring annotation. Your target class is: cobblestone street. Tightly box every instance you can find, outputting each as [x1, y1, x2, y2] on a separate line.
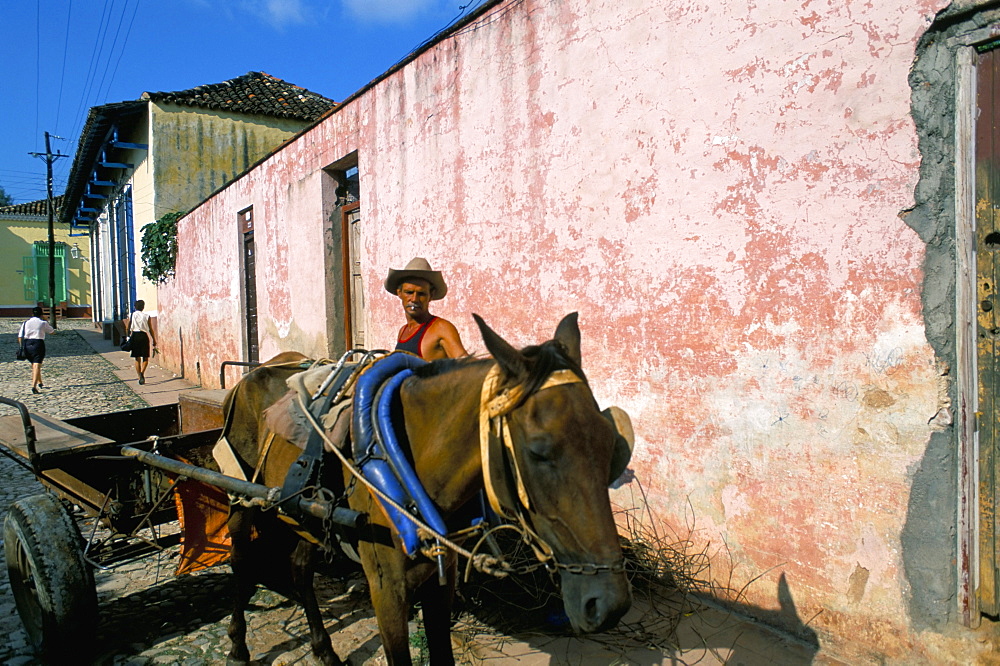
[0, 319, 388, 665]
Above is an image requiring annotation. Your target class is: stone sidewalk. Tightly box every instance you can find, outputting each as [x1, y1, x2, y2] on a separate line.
[0, 318, 831, 665]
[72, 321, 202, 407]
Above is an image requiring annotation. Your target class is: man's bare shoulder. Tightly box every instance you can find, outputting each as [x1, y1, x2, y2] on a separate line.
[429, 316, 460, 333]
[426, 316, 468, 359]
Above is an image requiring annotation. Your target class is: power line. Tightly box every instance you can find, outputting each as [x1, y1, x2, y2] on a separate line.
[54, 0, 74, 134]
[95, 0, 139, 104]
[84, 0, 115, 108]
[56, 0, 135, 201]
[66, 0, 116, 155]
[34, 0, 41, 155]
[101, 0, 141, 104]
[0, 168, 52, 197]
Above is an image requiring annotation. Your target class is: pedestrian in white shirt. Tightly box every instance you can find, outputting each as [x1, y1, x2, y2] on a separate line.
[124, 300, 158, 385]
[17, 307, 55, 394]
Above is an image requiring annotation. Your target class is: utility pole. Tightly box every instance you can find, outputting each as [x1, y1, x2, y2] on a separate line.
[29, 132, 68, 328]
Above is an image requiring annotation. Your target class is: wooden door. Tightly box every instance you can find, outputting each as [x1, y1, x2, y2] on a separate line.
[240, 208, 259, 363]
[342, 204, 365, 349]
[976, 43, 1000, 616]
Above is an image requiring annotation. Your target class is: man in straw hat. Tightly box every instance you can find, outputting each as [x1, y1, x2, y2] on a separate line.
[385, 257, 468, 360]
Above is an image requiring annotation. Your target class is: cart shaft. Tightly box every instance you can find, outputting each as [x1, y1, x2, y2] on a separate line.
[120, 446, 362, 527]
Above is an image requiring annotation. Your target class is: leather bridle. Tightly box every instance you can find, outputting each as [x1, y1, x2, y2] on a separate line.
[479, 364, 625, 575]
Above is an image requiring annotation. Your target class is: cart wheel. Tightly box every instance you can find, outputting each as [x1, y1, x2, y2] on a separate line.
[4, 493, 97, 661]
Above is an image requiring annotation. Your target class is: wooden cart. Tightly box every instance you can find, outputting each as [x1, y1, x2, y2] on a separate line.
[0, 390, 345, 662]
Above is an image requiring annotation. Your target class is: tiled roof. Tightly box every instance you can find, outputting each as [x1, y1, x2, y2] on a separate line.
[141, 71, 335, 122]
[0, 195, 63, 218]
[60, 73, 335, 226]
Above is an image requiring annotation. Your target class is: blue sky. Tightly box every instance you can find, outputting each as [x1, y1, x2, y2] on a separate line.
[0, 0, 484, 204]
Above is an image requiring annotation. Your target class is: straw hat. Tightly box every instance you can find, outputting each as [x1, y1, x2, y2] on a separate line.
[384, 257, 448, 300]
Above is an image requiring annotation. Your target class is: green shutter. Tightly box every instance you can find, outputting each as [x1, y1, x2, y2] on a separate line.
[22, 256, 36, 301]
[31, 242, 67, 302]
[34, 256, 66, 302]
[33, 241, 66, 258]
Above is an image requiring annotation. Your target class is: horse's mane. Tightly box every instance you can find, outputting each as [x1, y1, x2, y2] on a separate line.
[410, 339, 587, 406]
[411, 355, 488, 379]
[518, 339, 588, 398]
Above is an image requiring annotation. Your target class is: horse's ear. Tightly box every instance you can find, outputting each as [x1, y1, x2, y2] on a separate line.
[554, 312, 582, 367]
[602, 406, 634, 485]
[473, 313, 526, 378]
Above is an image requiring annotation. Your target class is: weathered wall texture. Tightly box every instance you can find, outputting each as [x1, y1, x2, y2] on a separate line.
[158, 0, 993, 659]
[149, 102, 311, 221]
[130, 103, 314, 313]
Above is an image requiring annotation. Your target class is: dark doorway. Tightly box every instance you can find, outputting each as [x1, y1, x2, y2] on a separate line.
[240, 207, 259, 363]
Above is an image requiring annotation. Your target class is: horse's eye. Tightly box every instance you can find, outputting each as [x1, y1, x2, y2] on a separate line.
[526, 438, 556, 463]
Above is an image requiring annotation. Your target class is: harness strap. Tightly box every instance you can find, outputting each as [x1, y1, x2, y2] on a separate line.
[213, 359, 316, 484]
[480, 366, 515, 517]
[482, 366, 582, 418]
[479, 365, 583, 562]
[295, 393, 509, 576]
[251, 431, 276, 484]
[293, 365, 619, 580]
[279, 364, 346, 512]
[213, 384, 250, 482]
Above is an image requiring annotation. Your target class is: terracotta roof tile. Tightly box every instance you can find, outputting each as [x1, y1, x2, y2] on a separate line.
[141, 71, 335, 121]
[0, 195, 63, 218]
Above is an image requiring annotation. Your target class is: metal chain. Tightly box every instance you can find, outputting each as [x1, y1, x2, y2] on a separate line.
[554, 561, 627, 575]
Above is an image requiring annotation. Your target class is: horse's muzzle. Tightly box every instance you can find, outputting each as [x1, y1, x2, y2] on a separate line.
[559, 569, 632, 634]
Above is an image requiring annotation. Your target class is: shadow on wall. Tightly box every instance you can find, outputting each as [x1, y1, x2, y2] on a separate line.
[457, 529, 820, 664]
[679, 573, 820, 664]
[900, 429, 957, 629]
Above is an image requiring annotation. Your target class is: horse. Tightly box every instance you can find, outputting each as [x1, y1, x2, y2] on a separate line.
[220, 313, 632, 665]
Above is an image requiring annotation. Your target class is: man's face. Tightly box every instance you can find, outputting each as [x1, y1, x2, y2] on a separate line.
[397, 279, 432, 318]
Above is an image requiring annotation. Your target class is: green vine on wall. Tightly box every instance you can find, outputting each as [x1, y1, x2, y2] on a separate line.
[140, 211, 183, 284]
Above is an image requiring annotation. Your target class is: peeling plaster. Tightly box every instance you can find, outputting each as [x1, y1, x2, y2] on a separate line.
[848, 564, 871, 603]
[155, 0, 992, 659]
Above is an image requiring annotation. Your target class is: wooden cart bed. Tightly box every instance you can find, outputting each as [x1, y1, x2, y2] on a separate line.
[0, 412, 114, 460]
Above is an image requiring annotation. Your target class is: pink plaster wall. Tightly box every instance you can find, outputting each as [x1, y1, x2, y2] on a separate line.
[159, 0, 969, 658]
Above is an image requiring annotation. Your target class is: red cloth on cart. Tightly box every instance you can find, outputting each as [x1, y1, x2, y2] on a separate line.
[173, 477, 232, 575]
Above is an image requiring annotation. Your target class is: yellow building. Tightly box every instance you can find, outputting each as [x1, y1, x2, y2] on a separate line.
[58, 72, 335, 326]
[0, 195, 91, 318]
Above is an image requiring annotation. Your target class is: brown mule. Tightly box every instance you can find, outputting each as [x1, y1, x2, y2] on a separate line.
[221, 315, 631, 665]
[219, 351, 344, 666]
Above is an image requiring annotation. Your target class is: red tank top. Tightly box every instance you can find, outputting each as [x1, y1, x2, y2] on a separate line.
[395, 316, 437, 358]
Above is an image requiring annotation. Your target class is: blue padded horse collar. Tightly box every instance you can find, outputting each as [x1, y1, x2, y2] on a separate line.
[352, 352, 449, 556]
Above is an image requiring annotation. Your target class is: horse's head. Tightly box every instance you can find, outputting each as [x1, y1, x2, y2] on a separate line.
[473, 312, 632, 634]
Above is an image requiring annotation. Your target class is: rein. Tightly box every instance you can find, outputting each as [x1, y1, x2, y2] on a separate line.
[294, 361, 624, 579]
[295, 392, 509, 577]
[479, 365, 626, 576]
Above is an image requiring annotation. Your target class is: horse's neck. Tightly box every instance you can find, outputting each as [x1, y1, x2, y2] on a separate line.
[401, 362, 491, 515]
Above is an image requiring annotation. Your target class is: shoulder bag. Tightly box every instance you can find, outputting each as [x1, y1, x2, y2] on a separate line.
[120, 312, 133, 352]
[16, 322, 26, 360]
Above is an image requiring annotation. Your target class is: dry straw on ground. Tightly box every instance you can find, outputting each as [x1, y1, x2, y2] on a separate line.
[452, 479, 760, 662]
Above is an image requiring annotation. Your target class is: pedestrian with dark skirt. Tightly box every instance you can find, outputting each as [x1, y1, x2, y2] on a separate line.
[124, 300, 157, 385]
[17, 306, 55, 394]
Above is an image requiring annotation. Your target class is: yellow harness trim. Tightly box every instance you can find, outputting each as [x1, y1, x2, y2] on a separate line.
[251, 431, 276, 485]
[479, 366, 583, 561]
